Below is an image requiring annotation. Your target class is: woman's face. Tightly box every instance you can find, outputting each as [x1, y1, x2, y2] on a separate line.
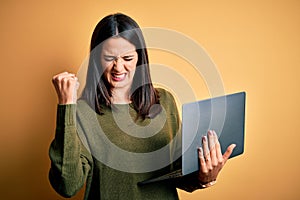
[100, 37, 138, 91]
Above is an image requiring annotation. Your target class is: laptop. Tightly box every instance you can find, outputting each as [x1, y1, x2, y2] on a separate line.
[138, 91, 246, 185]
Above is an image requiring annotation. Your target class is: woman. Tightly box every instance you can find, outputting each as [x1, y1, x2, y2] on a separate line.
[50, 13, 235, 200]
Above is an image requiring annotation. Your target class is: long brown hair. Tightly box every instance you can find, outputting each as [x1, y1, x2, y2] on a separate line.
[80, 13, 160, 119]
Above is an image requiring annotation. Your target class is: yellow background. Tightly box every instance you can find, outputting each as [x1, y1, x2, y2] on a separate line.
[0, 0, 299, 199]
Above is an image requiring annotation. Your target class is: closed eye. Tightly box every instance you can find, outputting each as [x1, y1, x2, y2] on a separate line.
[103, 56, 115, 62]
[122, 55, 135, 61]
[103, 55, 136, 62]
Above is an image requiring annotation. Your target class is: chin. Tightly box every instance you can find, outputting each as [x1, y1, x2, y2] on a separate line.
[109, 81, 128, 89]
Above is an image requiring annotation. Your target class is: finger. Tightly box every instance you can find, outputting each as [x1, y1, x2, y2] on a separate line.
[60, 75, 78, 87]
[52, 73, 78, 104]
[52, 72, 76, 82]
[208, 130, 215, 150]
[52, 72, 70, 82]
[52, 73, 73, 91]
[60, 73, 76, 81]
[208, 130, 217, 166]
[198, 147, 208, 173]
[73, 80, 80, 103]
[202, 135, 209, 157]
[52, 72, 76, 85]
[213, 131, 223, 162]
[52, 71, 68, 79]
[223, 144, 236, 162]
[75, 80, 80, 89]
[202, 135, 212, 169]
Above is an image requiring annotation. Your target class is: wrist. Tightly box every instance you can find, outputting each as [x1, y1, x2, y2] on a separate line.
[199, 180, 217, 188]
[58, 99, 77, 105]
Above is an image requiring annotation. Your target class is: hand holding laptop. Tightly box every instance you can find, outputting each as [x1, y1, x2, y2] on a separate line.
[197, 130, 236, 187]
[139, 92, 246, 188]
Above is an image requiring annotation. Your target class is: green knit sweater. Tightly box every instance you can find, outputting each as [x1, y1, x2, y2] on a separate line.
[49, 88, 200, 200]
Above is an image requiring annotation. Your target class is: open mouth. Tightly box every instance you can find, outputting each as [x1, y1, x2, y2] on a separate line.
[111, 73, 126, 81]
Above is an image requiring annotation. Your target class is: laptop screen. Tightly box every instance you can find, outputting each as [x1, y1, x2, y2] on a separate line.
[181, 92, 246, 175]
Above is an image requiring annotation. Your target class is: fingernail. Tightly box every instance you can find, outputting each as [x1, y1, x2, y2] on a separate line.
[198, 147, 203, 156]
[202, 136, 207, 142]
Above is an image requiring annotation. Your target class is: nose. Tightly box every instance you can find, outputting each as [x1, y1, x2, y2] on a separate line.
[113, 57, 124, 71]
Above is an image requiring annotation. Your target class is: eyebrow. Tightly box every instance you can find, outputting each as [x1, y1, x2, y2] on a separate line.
[122, 55, 135, 58]
[103, 55, 116, 58]
[103, 54, 136, 58]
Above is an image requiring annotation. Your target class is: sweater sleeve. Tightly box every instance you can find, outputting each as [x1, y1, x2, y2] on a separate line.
[48, 104, 93, 198]
[174, 172, 204, 192]
[158, 89, 204, 192]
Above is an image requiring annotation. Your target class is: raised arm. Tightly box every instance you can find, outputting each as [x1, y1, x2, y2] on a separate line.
[49, 72, 93, 197]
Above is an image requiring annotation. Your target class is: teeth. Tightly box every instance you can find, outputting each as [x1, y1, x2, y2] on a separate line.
[115, 74, 125, 78]
[112, 73, 126, 79]
[114, 74, 125, 78]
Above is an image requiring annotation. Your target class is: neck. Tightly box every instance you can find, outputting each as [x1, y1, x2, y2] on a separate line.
[111, 87, 131, 104]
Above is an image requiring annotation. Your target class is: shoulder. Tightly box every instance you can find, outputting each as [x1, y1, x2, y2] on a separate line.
[156, 87, 176, 104]
[155, 87, 178, 114]
[76, 100, 97, 120]
[77, 99, 92, 112]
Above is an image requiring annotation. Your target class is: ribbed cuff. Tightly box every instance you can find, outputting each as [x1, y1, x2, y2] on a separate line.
[56, 104, 77, 127]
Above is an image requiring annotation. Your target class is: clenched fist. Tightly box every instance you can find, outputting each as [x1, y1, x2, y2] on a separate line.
[52, 72, 79, 104]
